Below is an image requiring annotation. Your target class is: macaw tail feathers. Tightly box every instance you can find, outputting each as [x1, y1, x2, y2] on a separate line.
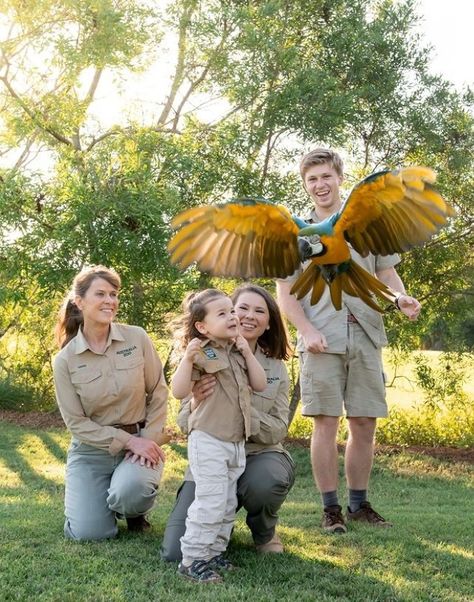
[290, 264, 326, 305]
[290, 260, 398, 313]
[345, 261, 397, 312]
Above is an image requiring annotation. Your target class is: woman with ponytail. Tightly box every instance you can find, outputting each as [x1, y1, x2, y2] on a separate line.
[53, 265, 169, 540]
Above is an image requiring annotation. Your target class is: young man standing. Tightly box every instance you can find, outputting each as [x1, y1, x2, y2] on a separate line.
[276, 148, 421, 533]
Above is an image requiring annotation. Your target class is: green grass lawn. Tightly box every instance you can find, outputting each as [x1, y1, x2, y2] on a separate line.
[1, 421, 473, 602]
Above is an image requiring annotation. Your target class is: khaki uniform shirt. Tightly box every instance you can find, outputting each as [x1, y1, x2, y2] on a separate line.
[179, 347, 291, 457]
[184, 339, 252, 442]
[53, 323, 168, 455]
[285, 209, 400, 353]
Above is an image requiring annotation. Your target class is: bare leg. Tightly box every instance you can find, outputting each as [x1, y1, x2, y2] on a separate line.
[311, 416, 340, 492]
[345, 417, 376, 490]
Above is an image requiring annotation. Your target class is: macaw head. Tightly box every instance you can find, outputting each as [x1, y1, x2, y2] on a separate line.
[298, 235, 324, 261]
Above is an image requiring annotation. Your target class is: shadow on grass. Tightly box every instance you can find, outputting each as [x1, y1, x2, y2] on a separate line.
[1, 423, 472, 601]
[0, 423, 66, 492]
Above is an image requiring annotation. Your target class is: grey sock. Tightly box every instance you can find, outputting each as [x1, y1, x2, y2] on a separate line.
[348, 489, 367, 513]
[322, 490, 339, 508]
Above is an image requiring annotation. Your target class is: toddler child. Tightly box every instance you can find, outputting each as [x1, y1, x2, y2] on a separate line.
[171, 288, 266, 583]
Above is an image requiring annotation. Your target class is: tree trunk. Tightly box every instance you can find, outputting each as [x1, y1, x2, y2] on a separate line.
[288, 376, 300, 427]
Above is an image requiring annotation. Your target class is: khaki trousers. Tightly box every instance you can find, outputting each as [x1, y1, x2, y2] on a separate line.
[161, 450, 295, 562]
[180, 430, 246, 565]
[64, 438, 163, 541]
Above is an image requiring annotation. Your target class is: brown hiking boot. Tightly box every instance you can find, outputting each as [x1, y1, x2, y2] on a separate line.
[347, 501, 393, 527]
[255, 533, 284, 554]
[126, 515, 151, 532]
[321, 505, 347, 533]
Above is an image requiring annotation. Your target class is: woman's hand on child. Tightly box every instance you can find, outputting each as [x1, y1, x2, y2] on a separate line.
[192, 373, 216, 404]
[191, 374, 216, 409]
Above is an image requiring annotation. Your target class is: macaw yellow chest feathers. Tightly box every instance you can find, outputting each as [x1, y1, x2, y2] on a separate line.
[168, 167, 454, 312]
[316, 234, 351, 265]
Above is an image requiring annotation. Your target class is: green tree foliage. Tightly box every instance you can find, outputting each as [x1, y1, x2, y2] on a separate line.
[0, 0, 472, 407]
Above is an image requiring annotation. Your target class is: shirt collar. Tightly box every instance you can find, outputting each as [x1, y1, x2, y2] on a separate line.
[306, 208, 321, 224]
[74, 322, 125, 355]
[200, 337, 235, 351]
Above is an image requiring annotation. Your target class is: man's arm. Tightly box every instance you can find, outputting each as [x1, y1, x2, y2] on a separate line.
[376, 266, 421, 321]
[276, 279, 328, 353]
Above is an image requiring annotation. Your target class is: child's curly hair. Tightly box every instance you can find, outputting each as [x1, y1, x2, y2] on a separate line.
[173, 288, 229, 353]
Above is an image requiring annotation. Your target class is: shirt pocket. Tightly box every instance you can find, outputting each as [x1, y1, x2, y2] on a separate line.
[357, 306, 384, 330]
[197, 357, 229, 374]
[114, 355, 145, 394]
[252, 380, 279, 412]
[70, 369, 103, 411]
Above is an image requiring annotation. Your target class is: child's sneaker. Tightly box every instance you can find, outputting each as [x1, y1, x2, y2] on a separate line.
[208, 553, 238, 572]
[177, 559, 223, 583]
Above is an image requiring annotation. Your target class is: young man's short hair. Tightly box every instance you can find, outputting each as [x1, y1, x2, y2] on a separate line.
[299, 148, 344, 179]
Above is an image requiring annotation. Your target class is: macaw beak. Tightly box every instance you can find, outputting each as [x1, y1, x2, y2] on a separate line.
[298, 235, 324, 261]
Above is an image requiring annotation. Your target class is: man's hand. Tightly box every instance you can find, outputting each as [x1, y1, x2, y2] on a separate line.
[397, 294, 421, 321]
[302, 326, 328, 353]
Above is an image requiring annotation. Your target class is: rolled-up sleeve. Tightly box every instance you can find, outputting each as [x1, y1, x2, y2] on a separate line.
[177, 397, 192, 434]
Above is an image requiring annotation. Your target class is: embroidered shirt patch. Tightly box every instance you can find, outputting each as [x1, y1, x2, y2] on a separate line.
[203, 348, 218, 359]
[116, 345, 137, 357]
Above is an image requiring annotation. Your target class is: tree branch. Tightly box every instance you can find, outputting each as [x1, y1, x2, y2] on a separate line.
[13, 133, 38, 170]
[157, 2, 197, 126]
[171, 20, 231, 132]
[260, 128, 286, 184]
[83, 67, 103, 105]
[0, 74, 74, 148]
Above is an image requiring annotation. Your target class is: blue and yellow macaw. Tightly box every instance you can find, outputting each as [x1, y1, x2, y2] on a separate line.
[168, 167, 455, 312]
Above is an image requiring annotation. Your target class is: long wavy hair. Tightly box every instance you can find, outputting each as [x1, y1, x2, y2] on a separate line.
[55, 265, 121, 349]
[231, 284, 291, 360]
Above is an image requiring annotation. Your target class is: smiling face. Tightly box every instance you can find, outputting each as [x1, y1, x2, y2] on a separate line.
[303, 162, 343, 217]
[195, 296, 239, 344]
[75, 277, 119, 327]
[233, 290, 270, 349]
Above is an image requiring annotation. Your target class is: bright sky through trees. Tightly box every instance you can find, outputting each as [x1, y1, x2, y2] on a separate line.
[86, 0, 473, 130]
[418, 0, 473, 90]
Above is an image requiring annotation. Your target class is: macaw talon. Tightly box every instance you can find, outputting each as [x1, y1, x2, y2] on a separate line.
[297, 235, 324, 261]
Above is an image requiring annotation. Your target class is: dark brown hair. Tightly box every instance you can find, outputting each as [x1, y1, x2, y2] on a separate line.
[231, 284, 291, 360]
[299, 148, 344, 179]
[55, 265, 121, 348]
[174, 288, 229, 352]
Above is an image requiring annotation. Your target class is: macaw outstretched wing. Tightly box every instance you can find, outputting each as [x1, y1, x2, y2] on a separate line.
[168, 199, 301, 278]
[334, 167, 455, 256]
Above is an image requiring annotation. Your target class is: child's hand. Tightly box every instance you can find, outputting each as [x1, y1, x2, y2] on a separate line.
[234, 334, 252, 358]
[184, 337, 202, 363]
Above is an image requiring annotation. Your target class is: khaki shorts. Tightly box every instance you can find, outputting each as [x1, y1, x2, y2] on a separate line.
[299, 324, 387, 418]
